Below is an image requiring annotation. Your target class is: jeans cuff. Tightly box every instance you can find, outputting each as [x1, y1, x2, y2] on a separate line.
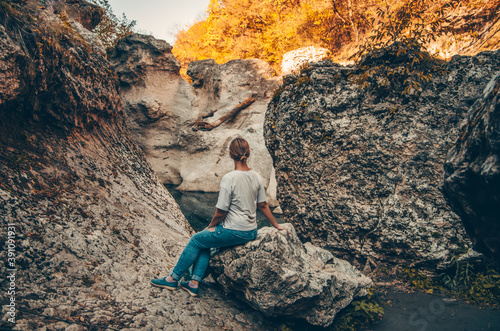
[191, 274, 203, 282]
[170, 271, 181, 281]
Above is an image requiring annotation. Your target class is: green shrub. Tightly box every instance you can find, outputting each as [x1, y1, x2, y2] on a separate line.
[402, 262, 500, 308]
[350, 0, 456, 98]
[330, 288, 384, 331]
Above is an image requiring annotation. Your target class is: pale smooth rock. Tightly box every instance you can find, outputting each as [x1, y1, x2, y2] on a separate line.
[281, 46, 330, 76]
[113, 35, 280, 206]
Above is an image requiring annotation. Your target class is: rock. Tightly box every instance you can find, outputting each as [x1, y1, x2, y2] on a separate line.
[0, 26, 22, 105]
[49, 0, 104, 31]
[210, 223, 373, 327]
[64, 0, 105, 30]
[0, 3, 277, 329]
[187, 59, 220, 115]
[281, 46, 330, 76]
[111, 33, 180, 87]
[265, 50, 500, 270]
[443, 72, 500, 265]
[69, 20, 106, 55]
[113, 35, 280, 206]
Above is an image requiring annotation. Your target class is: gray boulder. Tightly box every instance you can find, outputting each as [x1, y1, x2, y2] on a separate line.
[210, 223, 373, 327]
[265, 50, 500, 270]
[443, 72, 500, 265]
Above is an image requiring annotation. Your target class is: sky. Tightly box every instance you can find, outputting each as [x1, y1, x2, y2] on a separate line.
[106, 0, 210, 45]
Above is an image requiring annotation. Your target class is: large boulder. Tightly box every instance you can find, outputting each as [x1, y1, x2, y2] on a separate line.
[210, 223, 373, 327]
[443, 72, 500, 265]
[112, 35, 280, 206]
[265, 50, 500, 270]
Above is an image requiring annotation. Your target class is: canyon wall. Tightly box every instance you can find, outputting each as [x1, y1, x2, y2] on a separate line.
[0, 2, 274, 329]
[112, 35, 280, 206]
[443, 71, 500, 265]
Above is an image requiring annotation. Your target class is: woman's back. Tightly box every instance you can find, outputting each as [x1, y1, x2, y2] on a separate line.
[216, 170, 266, 231]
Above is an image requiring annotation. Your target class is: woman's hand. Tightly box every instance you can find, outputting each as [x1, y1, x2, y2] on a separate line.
[275, 224, 290, 236]
[206, 208, 227, 229]
[275, 224, 287, 231]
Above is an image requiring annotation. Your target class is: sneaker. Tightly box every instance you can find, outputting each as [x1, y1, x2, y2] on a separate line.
[180, 281, 199, 297]
[151, 277, 178, 290]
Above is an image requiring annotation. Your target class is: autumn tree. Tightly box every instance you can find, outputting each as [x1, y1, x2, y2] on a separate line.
[173, 0, 498, 74]
[87, 0, 136, 49]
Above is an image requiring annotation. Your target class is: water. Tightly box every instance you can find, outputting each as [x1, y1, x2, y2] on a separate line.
[165, 185, 284, 232]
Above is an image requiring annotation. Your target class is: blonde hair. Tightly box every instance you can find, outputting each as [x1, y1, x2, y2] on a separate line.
[229, 137, 250, 161]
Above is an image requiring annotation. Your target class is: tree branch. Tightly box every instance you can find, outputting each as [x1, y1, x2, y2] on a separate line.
[193, 97, 256, 131]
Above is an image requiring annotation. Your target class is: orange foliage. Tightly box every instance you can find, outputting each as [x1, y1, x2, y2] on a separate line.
[172, 0, 500, 74]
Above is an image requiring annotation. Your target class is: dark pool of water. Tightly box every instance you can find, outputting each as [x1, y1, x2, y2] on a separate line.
[165, 185, 284, 232]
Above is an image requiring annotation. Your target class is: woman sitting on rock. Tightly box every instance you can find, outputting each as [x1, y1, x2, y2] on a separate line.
[151, 137, 286, 296]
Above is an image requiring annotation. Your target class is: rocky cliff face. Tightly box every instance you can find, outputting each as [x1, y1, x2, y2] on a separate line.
[112, 35, 280, 205]
[265, 50, 500, 270]
[443, 71, 500, 265]
[0, 2, 276, 329]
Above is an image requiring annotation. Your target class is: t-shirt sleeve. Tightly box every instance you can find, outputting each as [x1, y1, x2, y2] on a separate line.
[215, 176, 231, 211]
[256, 174, 267, 204]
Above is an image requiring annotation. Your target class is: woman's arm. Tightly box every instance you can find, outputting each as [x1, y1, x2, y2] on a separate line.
[258, 202, 286, 231]
[206, 208, 227, 229]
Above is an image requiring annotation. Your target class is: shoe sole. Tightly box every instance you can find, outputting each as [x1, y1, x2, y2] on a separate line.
[180, 285, 198, 297]
[151, 282, 177, 291]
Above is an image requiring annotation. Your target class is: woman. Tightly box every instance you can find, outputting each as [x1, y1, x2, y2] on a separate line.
[151, 137, 286, 296]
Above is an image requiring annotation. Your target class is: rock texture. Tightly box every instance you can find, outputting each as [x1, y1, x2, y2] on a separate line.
[281, 46, 330, 76]
[443, 72, 500, 265]
[265, 50, 500, 270]
[112, 35, 280, 205]
[54, 0, 105, 31]
[210, 223, 373, 327]
[0, 3, 275, 330]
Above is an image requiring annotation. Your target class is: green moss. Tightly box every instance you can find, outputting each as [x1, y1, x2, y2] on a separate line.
[402, 263, 500, 308]
[298, 100, 308, 108]
[296, 76, 312, 86]
[272, 86, 286, 103]
[452, 246, 469, 256]
[402, 268, 442, 292]
[269, 291, 384, 331]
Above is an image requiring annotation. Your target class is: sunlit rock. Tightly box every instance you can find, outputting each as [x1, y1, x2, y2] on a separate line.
[112, 34, 280, 206]
[281, 46, 330, 76]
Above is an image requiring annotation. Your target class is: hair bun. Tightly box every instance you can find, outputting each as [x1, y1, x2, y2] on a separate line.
[229, 137, 251, 161]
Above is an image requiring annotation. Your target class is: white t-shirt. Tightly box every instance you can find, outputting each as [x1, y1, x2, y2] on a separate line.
[215, 170, 266, 231]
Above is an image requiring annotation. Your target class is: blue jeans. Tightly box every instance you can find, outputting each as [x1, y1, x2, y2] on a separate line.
[170, 224, 257, 282]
